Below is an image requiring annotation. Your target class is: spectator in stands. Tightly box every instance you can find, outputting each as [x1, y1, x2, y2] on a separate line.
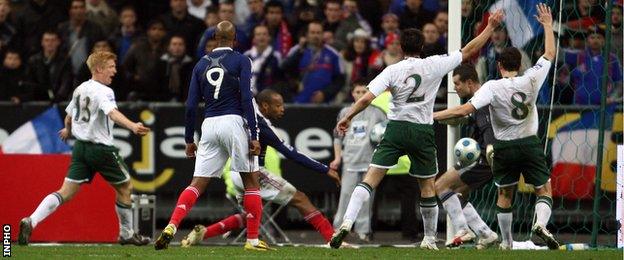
[187, 0, 211, 20]
[290, 2, 317, 39]
[156, 35, 194, 102]
[160, 0, 205, 54]
[282, 21, 344, 103]
[460, 0, 478, 45]
[563, 26, 623, 105]
[389, 0, 441, 15]
[122, 19, 167, 101]
[243, 0, 264, 37]
[263, 0, 292, 57]
[14, 0, 66, 57]
[343, 0, 372, 35]
[433, 11, 448, 46]
[0, 0, 15, 53]
[204, 5, 219, 28]
[370, 32, 403, 74]
[322, 0, 343, 33]
[196, 1, 250, 56]
[244, 25, 284, 95]
[563, 0, 605, 31]
[25, 30, 73, 103]
[421, 23, 445, 57]
[355, 0, 383, 34]
[376, 13, 400, 50]
[58, 0, 105, 75]
[111, 6, 141, 62]
[0, 50, 29, 104]
[327, 0, 364, 51]
[610, 4, 623, 59]
[475, 25, 531, 82]
[86, 0, 118, 36]
[397, 0, 435, 30]
[340, 29, 378, 103]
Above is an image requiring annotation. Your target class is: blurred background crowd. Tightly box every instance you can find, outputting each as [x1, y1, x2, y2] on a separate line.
[0, 0, 621, 105]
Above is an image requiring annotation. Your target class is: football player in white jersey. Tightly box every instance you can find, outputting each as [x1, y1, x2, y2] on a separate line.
[434, 3, 559, 250]
[330, 11, 504, 250]
[18, 51, 151, 246]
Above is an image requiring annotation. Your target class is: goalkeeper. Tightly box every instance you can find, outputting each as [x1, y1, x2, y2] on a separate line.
[435, 64, 498, 249]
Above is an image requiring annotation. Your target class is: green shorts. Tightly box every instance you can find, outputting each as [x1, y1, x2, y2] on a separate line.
[491, 136, 550, 188]
[66, 140, 130, 185]
[370, 120, 438, 178]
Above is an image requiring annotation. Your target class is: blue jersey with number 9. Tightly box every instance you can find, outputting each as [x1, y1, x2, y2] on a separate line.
[184, 47, 258, 143]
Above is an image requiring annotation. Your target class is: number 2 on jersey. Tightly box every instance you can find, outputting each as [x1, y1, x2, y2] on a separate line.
[405, 74, 424, 103]
[510, 92, 529, 120]
[206, 67, 224, 99]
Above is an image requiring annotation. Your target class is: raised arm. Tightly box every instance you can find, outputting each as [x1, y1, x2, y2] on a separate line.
[461, 10, 504, 60]
[336, 91, 375, 135]
[535, 3, 555, 60]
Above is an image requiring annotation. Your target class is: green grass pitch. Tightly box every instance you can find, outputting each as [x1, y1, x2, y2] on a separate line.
[9, 245, 623, 259]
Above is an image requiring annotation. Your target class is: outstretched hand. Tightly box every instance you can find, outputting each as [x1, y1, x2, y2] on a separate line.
[534, 3, 552, 26]
[487, 10, 504, 29]
[327, 168, 341, 187]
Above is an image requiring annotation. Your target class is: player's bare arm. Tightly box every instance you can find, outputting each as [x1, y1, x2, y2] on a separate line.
[58, 114, 72, 141]
[433, 103, 477, 121]
[336, 91, 375, 135]
[460, 10, 504, 60]
[108, 109, 150, 136]
[535, 3, 555, 60]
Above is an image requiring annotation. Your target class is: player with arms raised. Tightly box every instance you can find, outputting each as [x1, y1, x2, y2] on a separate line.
[154, 21, 267, 251]
[18, 51, 151, 246]
[330, 11, 504, 250]
[434, 3, 559, 250]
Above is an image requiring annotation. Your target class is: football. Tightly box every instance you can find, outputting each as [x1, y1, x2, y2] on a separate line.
[369, 121, 388, 146]
[453, 138, 481, 166]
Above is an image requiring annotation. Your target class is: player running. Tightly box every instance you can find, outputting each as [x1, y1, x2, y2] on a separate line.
[434, 64, 498, 249]
[180, 89, 342, 247]
[330, 11, 504, 250]
[154, 21, 267, 251]
[18, 51, 151, 246]
[433, 3, 559, 250]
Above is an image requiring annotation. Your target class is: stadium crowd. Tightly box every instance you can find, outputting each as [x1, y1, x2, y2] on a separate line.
[0, 0, 621, 105]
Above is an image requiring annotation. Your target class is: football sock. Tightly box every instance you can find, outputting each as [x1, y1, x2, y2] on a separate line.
[439, 191, 469, 233]
[169, 186, 200, 228]
[204, 214, 244, 239]
[463, 202, 492, 237]
[304, 210, 334, 242]
[30, 192, 63, 228]
[420, 196, 439, 237]
[115, 201, 134, 239]
[535, 196, 553, 227]
[497, 206, 513, 247]
[343, 182, 372, 225]
[243, 188, 262, 244]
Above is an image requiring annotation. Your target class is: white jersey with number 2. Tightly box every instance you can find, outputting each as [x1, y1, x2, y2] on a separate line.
[470, 56, 552, 141]
[367, 50, 463, 124]
[65, 79, 118, 146]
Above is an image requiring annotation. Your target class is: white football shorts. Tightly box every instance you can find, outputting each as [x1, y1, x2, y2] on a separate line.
[230, 168, 297, 205]
[194, 115, 259, 178]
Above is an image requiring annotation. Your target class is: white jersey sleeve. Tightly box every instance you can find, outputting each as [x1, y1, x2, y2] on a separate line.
[428, 50, 463, 78]
[98, 88, 118, 115]
[522, 56, 552, 92]
[469, 82, 494, 110]
[367, 66, 395, 96]
[65, 93, 76, 115]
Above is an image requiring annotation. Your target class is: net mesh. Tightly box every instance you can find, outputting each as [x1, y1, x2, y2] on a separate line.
[458, 0, 622, 246]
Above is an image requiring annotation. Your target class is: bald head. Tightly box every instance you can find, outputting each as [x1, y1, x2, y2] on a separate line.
[215, 21, 236, 46]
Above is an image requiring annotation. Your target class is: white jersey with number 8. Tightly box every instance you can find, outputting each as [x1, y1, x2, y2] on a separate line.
[469, 56, 552, 141]
[65, 79, 118, 146]
[367, 50, 463, 124]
